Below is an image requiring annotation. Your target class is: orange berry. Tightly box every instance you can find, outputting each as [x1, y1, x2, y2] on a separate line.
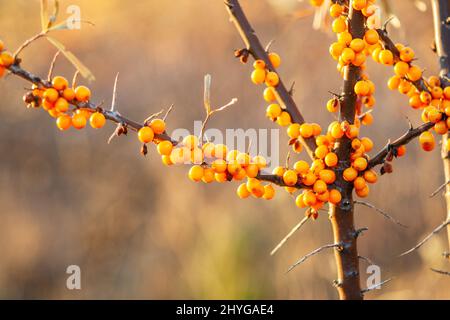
[312, 123, 322, 136]
[364, 29, 379, 45]
[397, 145, 406, 157]
[138, 126, 154, 143]
[56, 114, 71, 131]
[89, 112, 106, 129]
[75, 86, 91, 102]
[253, 59, 266, 69]
[315, 145, 329, 159]
[303, 172, 317, 186]
[272, 166, 286, 177]
[215, 172, 228, 183]
[268, 52, 281, 68]
[387, 75, 401, 90]
[431, 86, 443, 99]
[394, 61, 409, 77]
[52, 76, 69, 91]
[332, 17, 347, 33]
[202, 142, 216, 158]
[360, 137, 373, 152]
[263, 185, 276, 200]
[343, 167, 358, 181]
[330, 42, 345, 59]
[263, 87, 276, 102]
[212, 159, 227, 173]
[283, 170, 298, 186]
[350, 38, 365, 53]
[316, 190, 329, 202]
[330, 3, 343, 17]
[329, 189, 342, 204]
[379, 49, 394, 65]
[295, 193, 307, 208]
[266, 103, 282, 119]
[265, 71, 279, 87]
[157, 140, 173, 156]
[300, 123, 314, 138]
[353, 157, 368, 171]
[352, 0, 367, 10]
[443, 86, 450, 99]
[346, 125, 359, 139]
[276, 111, 291, 126]
[246, 164, 260, 178]
[341, 48, 356, 64]
[419, 131, 435, 151]
[355, 185, 369, 197]
[188, 165, 204, 182]
[251, 69, 266, 85]
[420, 91, 432, 104]
[294, 160, 310, 174]
[43, 88, 59, 103]
[338, 32, 353, 46]
[62, 88, 76, 101]
[287, 123, 301, 139]
[354, 80, 370, 96]
[303, 191, 317, 206]
[0, 51, 14, 67]
[363, 169, 378, 183]
[161, 155, 173, 166]
[361, 113, 373, 126]
[72, 113, 87, 130]
[55, 97, 69, 112]
[407, 65, 422, 82]
[327, 98, 339, 112]
[150, 118, 166, 134]
[313, 180, 327, 194]
[183, 135, 198, 150]
[435, 121, 448, 135]
[325, 152, 338, 167]
[400, 47, 415, 62]
[331, 122, 344, 139]
[319, 169, 336, 184]
[354, 176, 366, 190]
[202, 168, 215, 183]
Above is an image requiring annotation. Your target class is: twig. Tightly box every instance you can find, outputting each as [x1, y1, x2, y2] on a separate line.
[143, 109, 164, 125]
[13, 31, 47, 59]
[47, 51, 61, 81]
[354, 200, 408, 228]
[430, 179, 450, 198]
[400, 219, 450, 256]
[163, 104, 174, 121]
[358, 255, 375, 266]
[430, 268, 450, 276]
[270, 216, 309, 256]
[361, 278, 393, 294]
[110, 72, 120, 112]
[286, 243, 342, 273]
[72, 70, 80, 88]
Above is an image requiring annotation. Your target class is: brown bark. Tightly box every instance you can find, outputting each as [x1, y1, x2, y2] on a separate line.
[328, 4, 365, 300]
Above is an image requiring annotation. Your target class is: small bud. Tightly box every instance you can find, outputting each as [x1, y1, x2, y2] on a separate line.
[140, 144, 148, 156]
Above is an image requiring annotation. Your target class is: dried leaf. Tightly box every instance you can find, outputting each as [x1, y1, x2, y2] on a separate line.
[46, 36, 95, 82]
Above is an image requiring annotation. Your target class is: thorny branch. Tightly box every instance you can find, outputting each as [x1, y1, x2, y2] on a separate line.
[354, 200, 408, 228]
[270, 216, 309, 256]
[286, 243, 343, 273]
[400, 219, 450, 256]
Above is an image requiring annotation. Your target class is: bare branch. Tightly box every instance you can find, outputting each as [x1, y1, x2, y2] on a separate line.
[14, 31, 47, 59]
[358, 256, 375, 266]
[430, 179, 450, 198]
[286, 243, 342, 273]
[163, 104, 174, 121]
[354, 200, 408, 228]
[400, 219, 450, 256]
[110, 72, 120, 112]
[270, 216, 309, 256]
[431, 268, 450, 276]
[361, 278, 393, 294]
[47, 51, 61, 81]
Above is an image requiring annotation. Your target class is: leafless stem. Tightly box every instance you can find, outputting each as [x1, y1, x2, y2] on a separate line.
[361, 278, 393, 294]
[430, 179, 450, 198]
[431, 268, 450, 276]
[13, 31, 47, 59]
[354, 201, 408, 228]
[400, 219, 450, 256]
[286, 243, 342, 273]
[110, 72, 120, 112]
[270, 216, 309, 256]
[47, 51, 61, 81]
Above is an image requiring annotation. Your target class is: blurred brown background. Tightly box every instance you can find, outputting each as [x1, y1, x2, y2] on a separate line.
[0, 0, 449, 299]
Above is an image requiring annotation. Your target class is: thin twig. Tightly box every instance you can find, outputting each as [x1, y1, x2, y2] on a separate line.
[286, 243, 342, 273]
[270, 216, 309, 256]
[400, 219, 450, 256]
[361, 278, 393, 294]
[110, 72, 120, 112]
[143, 109, 164, 125]
[163, 104, 174, 121]
[354, 200, 408, 228]
[14, 31, 47, 59]
[358, 256, 375, 266]
[72, 70, 80, 88]
[430, 179, 450, 198]
[431, 268, 450, 276]
[47, 51, 61, 81]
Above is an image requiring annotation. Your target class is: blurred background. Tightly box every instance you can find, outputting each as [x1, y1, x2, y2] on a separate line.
[0, 0, 449, 299]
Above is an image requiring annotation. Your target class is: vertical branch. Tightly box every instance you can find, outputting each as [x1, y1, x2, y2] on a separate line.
[328, 3, 364, 300]
[432, 0, 450, 254]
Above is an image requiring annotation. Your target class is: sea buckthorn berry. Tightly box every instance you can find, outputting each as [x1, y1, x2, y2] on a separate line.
[332, 17, 347, 33]
[76, 108, 92, 120]
[354, 80, 370, 96]
[246, 177, 261, 192]
[150, 118, 166, 134]
[363, 169, 377, 183]
[52, 76, 69, 91]
[353, 157, 368, 171]
[56, 114, 71, 131]
[265, 71, 279, 87]
[352, 0, 367, 10]
[312, 123, 322, 136]
[295, 193, 307, 208]
[170, 148, 185, 165]
[300, 123, 314, 138]
[362, 95, 375, 108]
[419, 131, 435, 151]
[54, 97, 69, 113]
[212, 159, 227, 173]
[435, 121, 448, 135]
[72, 113, 87, 130]
[316, 135, 331, 146]
[352, 52, 366, 67]
[330, 122, 344, 139]
[341, 48, 356, 64]
[372, 47, 382, 62]
[246, 164, 259, 178]
[329, 189, 342, 204]
[161, 155, 173, 166]
[287, 123, 301, 139]
[303, 191, 317, 206]
[350, 38, 365, 53]
[63, 88, 76, 101]
[0, 51, 14, 67]
[343, 167, 358, 182]
[43, 88, 59, 103]
[183, 135, 198, 150]
[0, 40, 4, 52]
[313, 180, 327, 194]
[407, 65, 422, 82]
[447, 139, 450, 152]
[330, 42, 345, 59]
[89, 112, 106, 129]
[276, 111, 291, 126]
[327, 98, 339, 113]
[346, 125, 359, 139]
[202, 142, 215, 158]
[397, 145, 406, 157]
[268, 52, 281, 68]
[310, 0, 324, 6]
[294, 160, 309, 174]
[356, 185, 369, 198]
[427, 108, 442, 123]
[364, 29, 379, 45]
[253, 59, 266, 69]
[315, 145, 329, 159]
[189, 165, 204, 182]
[251, 69, 266, 85]
[319, 169, 336, 184]
[354, 176, 366, 190]
[283, 170, 298, 186]
[201, 168, 214, 183]
[429, 76, 441, 87]
[157, 140, 173, 156]
[431, 86, 443, 99]
[324, 152, 338, 167]
[227, 150, 239, 162]
[317, 190, 329, 202]
[263, 185, 275, 200]
[362, 4, 377, 17]
[394, 61, 409, 77]
[215, 172, 228, 183]
[266, 103, 282, 119]
[303, 172, 317, 186]
[138, 126, 154, 143]
[387, 75, 401, 90]
[444, 86, 450, 99]
[311, 159, 325, 174]
[263, 87, 276, 102]
[420, 91, 432, 104]
[379, 49, 394, 65]
[227, 160, 241, 175]
[236, 153, 251, 167]
[253, 155, 267, 169]
[409, 94, 422, 109]
[75, 86, 91, 102]
[361, 113, 373, 126]
[272, 166, 286, 177]
[329, 3, 343, 18]
[400, 47, 415, 62]
[398, 80, 412, 95]
[338, 32, 353, 46]
[351, 139, 361, 150]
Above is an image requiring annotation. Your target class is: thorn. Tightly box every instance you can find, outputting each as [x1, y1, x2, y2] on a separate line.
[265, 39, 275, 53]
[361, 278, 393, 294]
[110, 72, 120, 112]
[288, 81, 296, 96]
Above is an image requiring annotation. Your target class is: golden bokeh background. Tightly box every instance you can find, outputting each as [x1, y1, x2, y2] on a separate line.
[0, 0, 449, 299]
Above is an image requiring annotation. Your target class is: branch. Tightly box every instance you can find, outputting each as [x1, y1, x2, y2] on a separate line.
[430, 179, 450, 198]
[399, 219, 450, 256]
[286, 243, 342, 273]
[270, 216, 309, 256]
[368, 122, 435, 169]
[354, 200, 408, 228]
[431, 268, 450, 276]
[361, 278, 393, 294]
[224, 0, 316, 158]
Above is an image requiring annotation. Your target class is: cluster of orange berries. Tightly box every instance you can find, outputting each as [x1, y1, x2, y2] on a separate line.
[0, 40, 14, 77]
[24, 75, 104, 131]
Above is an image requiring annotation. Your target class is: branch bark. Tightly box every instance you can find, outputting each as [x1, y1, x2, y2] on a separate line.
[432, 0, 450, 260]
[328, 3, 364, 300]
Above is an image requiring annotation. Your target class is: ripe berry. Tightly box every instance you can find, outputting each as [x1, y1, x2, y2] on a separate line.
[43, 88, 59, 103]
[202, 142, 215, 158]
[329, 189, 342, 204]
[354, 80, 370, 96]
[300, 123, 313, 138]
[330, 122, 344, 139]
[379, 50, 394, 65]
[295, 193, 306, 208]
[364, 29, 379, 45]
[313, 180, 327, 194]
[253, 59, 266, 69]
[54, 97, 69, 113]
[360, 137, 373, 152]
[287, 123, 301, 139]
[149, 118, 166, 134]
[263, 185, 275, 200]
[246, 164, 259, 178]
[202, 168, 215, 183]
[303, 191, 317, 206]
[294, 160, 309, 174]
[266, 103, 282, 119]
[138, 126, 154, 143]
[332, 17, 347, 33]
[341, 48, 355, 64]
[355, 185, 369, 198]
[72, 113, 87, 130]
[400, 47, 415, 62]
[329, 3, 343, 18]
[75, 86, 91, 102]
[212, 159, 227, 173]
[343, 167, 358, 181]
[397, 145, 406, 157]
[354, 176, 366, 190]
[89, 112, 106, 129]
[253, 155, 267, 169]
[435, 121, 448, 135]
[407, 65, 422, 82]
[338, 31, 353, 46]
[237, 183, 251, 199]
[315, 145, 329, 159]
[157, 140, 173, 156]
[352, 0, 367, 10]
[350, 38, 365, 53]
[251, 69, 266, 84]
[387, 75, 401, 90]
[319, 169, 336, 184]
[272, 166, 286, 177]
[56, 114, 71, 131]
[363, 169, 377, 183]
[283, 170, 298, 186]
[52, 76, 69, 91]
[188, 165, 204, 182]
[302, 172, 317, 186]
[263, 87, 276, 102]
[353, 157, 368, 171]
[324, 152, 338, 167]
[0, 51, 14, 67]
[361, 113, 373, 126]
[312, 123, 322, 136]
[419, 131, 435, 151]
[276, 111, 291, 126]
[214, 144, 228, 159]
[268, 52, 281, 68]
[63, 88, 76, 101]
[215, 172, 228, 183]
[265, 71, 279, 87]
[326, 98, 339, 113]
[394, 61, 409, 77]
[330, 42, 345, 59]
[183, 135, 198, 150]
